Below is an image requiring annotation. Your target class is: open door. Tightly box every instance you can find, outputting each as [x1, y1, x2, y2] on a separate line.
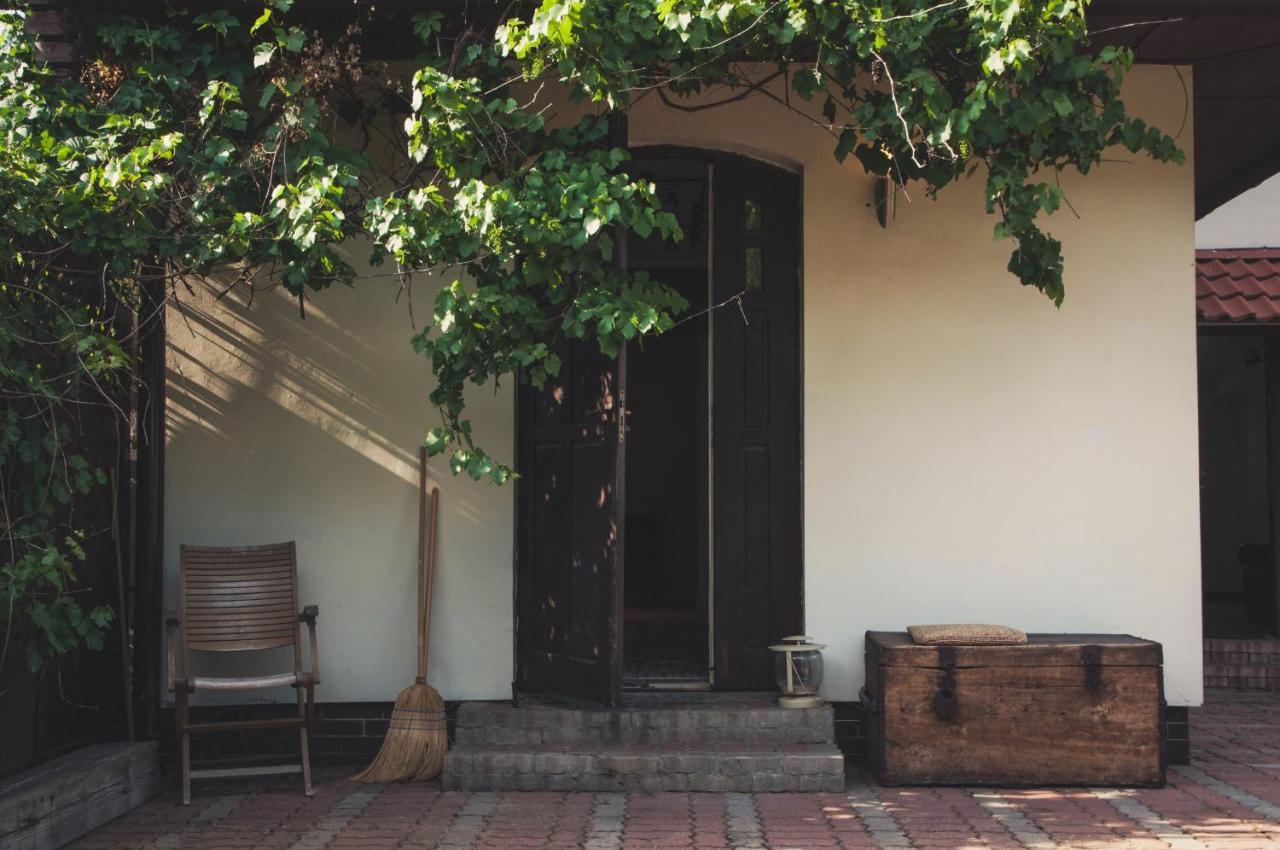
[515, 146, 803, 701]
[515, 339, 626, 705]
[712, 155, 803, 689]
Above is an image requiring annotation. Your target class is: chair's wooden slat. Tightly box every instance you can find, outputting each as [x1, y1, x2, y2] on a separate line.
[184, 548, 293, 557]
[188, 623, 297, 636]
[188, 624, 297, 637]
[185, 574, 293, 585]
[184, 560, 295, 572]
[188, 636, 295, 652]
[191, 672, 297, 689]
[185, 565, 294, 577]
[180, 543, 299, 651]
[187, 582, 292, 591]
[184, 562, 294, 572]
[185, 717, 306, 733]
[188, 597, 295, 610]
[185, 560, 294, 570]
[185, 584, 294, 596]
[187, 598, 294, 609]
[184, 550, 294, 560]
[187, 613, 296, 626]
[187, 605, 294, 619]
[187, 607, 294, 618]
[189, 627, 296, 637]
[184, 571, 293, 580]
[189, 635, 296, 643]
[190, 764, 304, 779]
[186, 622, 296, 634]
[186, 551, 293, 558]
[183, 578, 293, 591]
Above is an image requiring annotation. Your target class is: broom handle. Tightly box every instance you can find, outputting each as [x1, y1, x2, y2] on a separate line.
[416, 447, 428, 682]
[422, 485, 440, 679]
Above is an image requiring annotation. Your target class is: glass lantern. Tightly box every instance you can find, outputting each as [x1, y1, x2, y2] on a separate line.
[769, 635, 826, 708]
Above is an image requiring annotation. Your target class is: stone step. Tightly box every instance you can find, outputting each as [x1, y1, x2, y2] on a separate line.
[454, 698, 835, 746]
[442, 743, 845, 792]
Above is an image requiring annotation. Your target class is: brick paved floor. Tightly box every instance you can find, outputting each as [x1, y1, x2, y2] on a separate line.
[69, 689, 1280, 849]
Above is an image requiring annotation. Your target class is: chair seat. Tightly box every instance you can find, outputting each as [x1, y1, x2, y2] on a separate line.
[190, 671, 314, 691]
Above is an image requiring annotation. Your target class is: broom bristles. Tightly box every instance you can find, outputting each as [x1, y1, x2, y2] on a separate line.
[352, 679, 448, 783]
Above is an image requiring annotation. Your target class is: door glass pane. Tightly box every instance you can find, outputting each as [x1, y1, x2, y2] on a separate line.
[745, 199, 762, 231]
[745, 245, 763, 290]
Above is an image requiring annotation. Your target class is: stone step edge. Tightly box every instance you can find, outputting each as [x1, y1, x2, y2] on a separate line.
[441, 772, 846, 793]
[454, 702, 833, 726]
[444, 745, 846, 777]
[453, 728, 835, 744]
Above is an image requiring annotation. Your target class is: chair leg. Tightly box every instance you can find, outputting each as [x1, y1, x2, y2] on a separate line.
[298, 687, 314, 797]
[176, 687, 191, 806]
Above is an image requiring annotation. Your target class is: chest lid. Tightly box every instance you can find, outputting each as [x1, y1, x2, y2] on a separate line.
[866, 631, 1162, 667]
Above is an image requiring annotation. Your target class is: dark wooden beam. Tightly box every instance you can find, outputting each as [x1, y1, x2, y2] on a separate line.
[131, 278, 167, 740]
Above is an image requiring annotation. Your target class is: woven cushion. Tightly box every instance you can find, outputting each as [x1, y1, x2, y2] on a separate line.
[906, 624, 1028, 646]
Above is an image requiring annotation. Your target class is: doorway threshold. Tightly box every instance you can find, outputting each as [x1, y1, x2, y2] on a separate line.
[622, 658, 710, 692]
[622, 678, 710, 692]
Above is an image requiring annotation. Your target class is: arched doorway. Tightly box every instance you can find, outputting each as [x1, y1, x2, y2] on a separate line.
[515, 148, 803, 704]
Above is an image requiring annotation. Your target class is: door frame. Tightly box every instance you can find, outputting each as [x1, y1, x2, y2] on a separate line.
[512, 144, 806, 699]
[1198, 323, 1280, 640]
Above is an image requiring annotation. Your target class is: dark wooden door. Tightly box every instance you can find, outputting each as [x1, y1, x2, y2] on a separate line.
[515, 340, 626, 704]
[712, 155, 803, 689]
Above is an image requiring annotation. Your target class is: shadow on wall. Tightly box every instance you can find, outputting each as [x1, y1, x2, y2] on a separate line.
[163, 261, 515, 703]
[166, 272, 502, 523]
[167, 273, 416, 477]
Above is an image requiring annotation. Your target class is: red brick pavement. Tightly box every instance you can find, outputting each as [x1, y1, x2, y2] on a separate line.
[67, 689, 1280, 849]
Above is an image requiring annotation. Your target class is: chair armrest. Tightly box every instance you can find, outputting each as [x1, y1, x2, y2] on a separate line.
[165, 610, 181, 693]
[299, 605, 320, 685]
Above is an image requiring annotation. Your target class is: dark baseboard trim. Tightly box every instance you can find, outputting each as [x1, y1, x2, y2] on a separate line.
[157, 701, 461, 768]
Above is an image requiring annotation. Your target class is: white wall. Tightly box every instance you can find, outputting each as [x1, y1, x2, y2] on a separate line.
[1197, 172, 1280, 249]
[166, 65, 1203, 707]
[631, 65, 1201, 707]
[165, 252, 514, 703]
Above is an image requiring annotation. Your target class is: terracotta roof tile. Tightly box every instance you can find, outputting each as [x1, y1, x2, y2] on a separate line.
[1196, 249, 1280, 323]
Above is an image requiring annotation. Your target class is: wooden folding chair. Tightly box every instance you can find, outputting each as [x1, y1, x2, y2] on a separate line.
[166, 541, 320, 805]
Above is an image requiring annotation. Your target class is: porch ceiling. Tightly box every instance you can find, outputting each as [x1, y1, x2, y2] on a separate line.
[53, 1, 1280, 217]
[1089, 1, 1280, 218]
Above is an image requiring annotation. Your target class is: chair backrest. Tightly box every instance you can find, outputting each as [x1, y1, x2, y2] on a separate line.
[180, 542, 300, 653]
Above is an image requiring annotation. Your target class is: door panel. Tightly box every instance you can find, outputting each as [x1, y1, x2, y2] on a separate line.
[516, 340, 625, 704]
[516, 149, 803, 699]
[713, 156, 803, 689]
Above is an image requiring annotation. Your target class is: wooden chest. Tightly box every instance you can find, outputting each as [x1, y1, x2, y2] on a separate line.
[862, 631, 1165, 786]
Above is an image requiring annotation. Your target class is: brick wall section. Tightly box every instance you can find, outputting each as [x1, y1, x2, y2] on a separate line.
[1165, 705, 1190, 765]
[831, 701, 867, 762]
[158, 702, 461, 768]
[1204, 638, 1280, 690]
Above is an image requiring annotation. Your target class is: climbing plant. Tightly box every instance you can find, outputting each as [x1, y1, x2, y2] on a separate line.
[0, 1, 1180, 666]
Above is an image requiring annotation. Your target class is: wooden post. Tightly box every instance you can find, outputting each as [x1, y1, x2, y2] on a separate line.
[1265, 332, 1280, 638]
[133, 277, 167, 739]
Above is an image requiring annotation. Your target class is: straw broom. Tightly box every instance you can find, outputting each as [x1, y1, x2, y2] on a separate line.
[354, 447, 447, 782]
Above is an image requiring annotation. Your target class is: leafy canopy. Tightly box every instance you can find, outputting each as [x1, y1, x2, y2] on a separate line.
[1, 0, 1180, 664]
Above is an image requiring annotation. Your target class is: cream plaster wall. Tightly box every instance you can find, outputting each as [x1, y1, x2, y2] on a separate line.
[1197, 172, 1280, 249]
[165, 254, 514, 702]
[631, 65, 1201, 706]
[165, 65, 1202, 706]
